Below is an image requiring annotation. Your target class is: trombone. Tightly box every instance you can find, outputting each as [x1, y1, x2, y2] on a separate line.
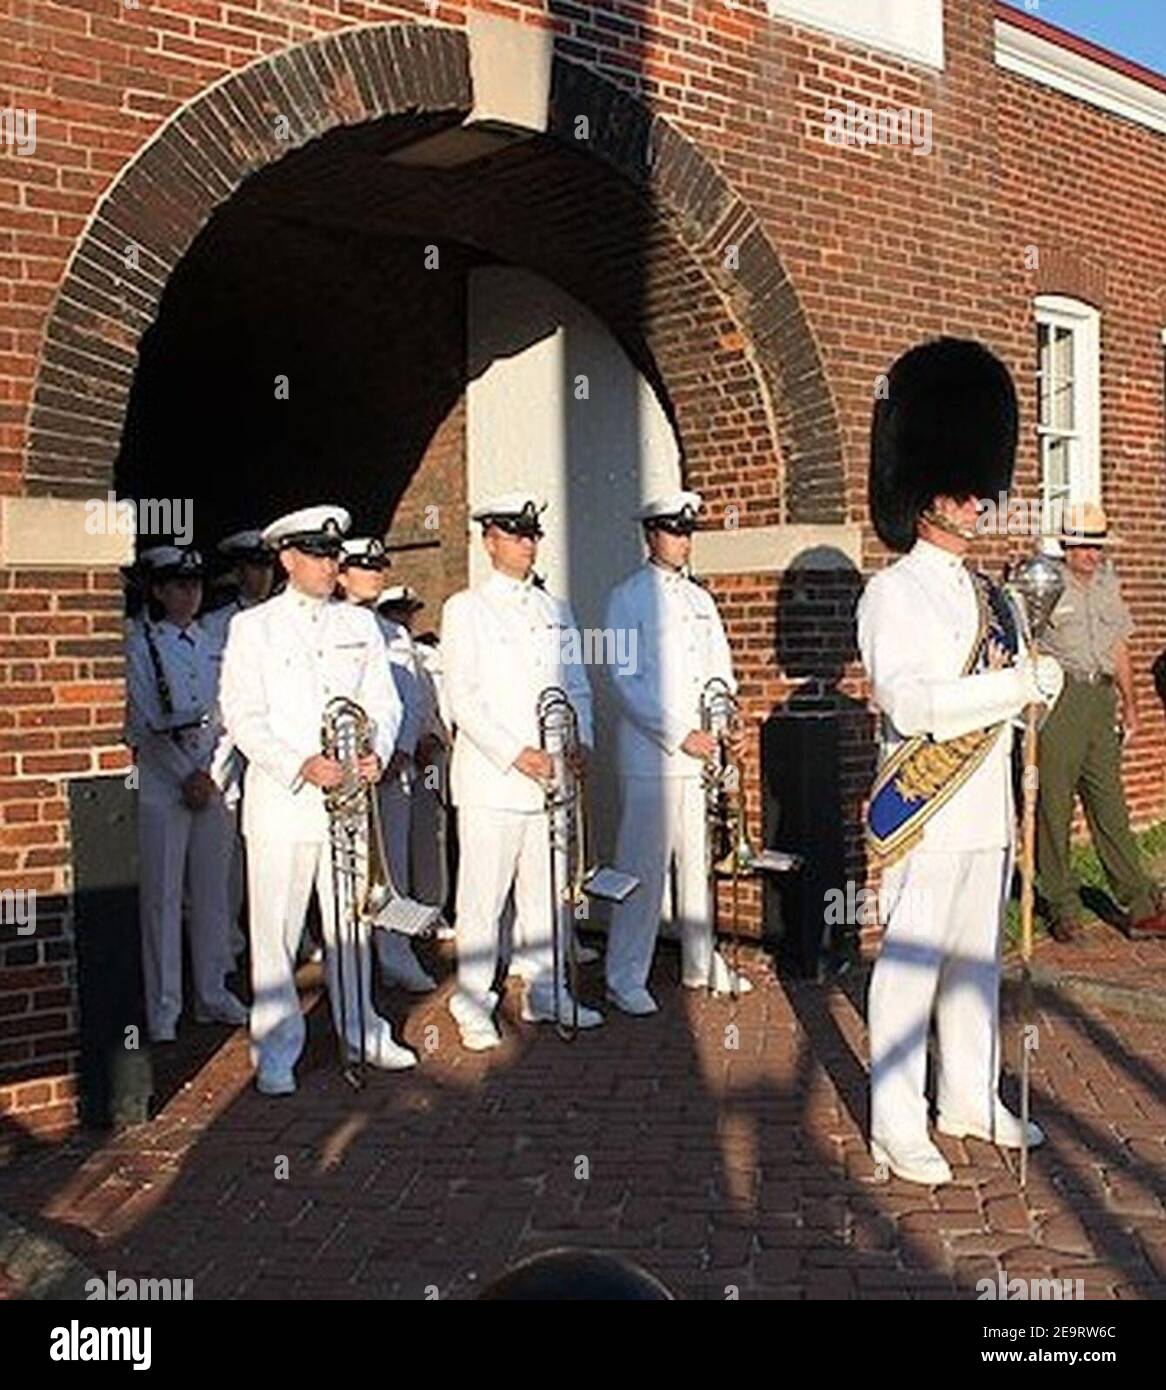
[536, 686, 639, 1041]
[699, 676, 760, 1001]
[320, 696, 439, 1087]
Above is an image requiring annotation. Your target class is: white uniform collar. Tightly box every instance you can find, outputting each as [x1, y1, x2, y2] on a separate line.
[282, 584, 331, 613]
[910, 538, 967, 574]
[485, 568, 536, 596]
[646, 557, 686, 583]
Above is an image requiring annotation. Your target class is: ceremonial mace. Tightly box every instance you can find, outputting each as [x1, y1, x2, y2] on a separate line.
[1005, 552, 1064, 1189]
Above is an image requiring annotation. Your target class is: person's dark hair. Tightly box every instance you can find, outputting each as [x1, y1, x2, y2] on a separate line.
[479, 1249, 673, 1301]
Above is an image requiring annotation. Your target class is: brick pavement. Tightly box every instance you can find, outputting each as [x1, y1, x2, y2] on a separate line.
[0, 933, 1163, 1301]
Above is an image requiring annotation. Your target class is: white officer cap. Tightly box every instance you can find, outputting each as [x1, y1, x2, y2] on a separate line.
[261, 505, 350, 554]
[137, 545, 206, 578]
[635, 490, 703, 526]
[379, 584, 424, 612]
[470, 493, 547, 536]
[217, 529, 273, 562]
[340, 536, 389, 570]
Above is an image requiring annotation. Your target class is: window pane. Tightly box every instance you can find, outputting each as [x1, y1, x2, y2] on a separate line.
[1042, 434, 1072, 500]
[1037, 323, 1051, 427]
[1051, 326, 1074, 430]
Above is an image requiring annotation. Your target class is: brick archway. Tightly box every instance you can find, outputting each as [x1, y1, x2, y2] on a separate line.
[25, 22, 842, 524]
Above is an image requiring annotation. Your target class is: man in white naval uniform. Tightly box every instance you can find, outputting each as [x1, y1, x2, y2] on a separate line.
[858, 338, 1063, 1185]
[337, 538, 435, 993]
[603, 492, 751, 1015]
[220, 506, 415, 1095]
[124, 546, 247, 1042]
[442, 494, 602, 1050]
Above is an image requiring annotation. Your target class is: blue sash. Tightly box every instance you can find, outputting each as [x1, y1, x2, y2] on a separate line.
[866, 573, 1019, 864]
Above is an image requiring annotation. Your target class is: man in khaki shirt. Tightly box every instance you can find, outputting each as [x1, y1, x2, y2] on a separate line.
[1037, 504, 1166, 940]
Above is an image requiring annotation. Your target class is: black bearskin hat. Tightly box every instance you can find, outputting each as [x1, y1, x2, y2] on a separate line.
[869, 338, 1018, 553]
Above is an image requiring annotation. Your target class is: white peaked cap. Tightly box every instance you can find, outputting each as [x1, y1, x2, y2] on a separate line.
[261, 505, 351, 548]
[470, 493, 547, 522]
[341, 536, 388, 562]
[635, 490, 703, 522]
[380, 584, 423, 609]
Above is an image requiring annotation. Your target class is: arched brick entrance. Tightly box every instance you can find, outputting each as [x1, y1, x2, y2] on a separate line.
[25, 21, 842, 525]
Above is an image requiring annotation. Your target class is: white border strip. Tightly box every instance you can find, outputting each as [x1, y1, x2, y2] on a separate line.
[996, 19, 1166, 136]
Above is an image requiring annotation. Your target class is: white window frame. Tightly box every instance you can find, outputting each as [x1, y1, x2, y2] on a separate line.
[763, 0, 944, 72]
[1034, 294, 1101, 512]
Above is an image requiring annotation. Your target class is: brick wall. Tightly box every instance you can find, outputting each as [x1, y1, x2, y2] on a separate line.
[0, 566, 128, 1132]
[1, 0, 1163, 1129]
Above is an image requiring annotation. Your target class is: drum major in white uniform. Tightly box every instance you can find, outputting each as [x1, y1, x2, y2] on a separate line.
[858, 339, 1063, 1185]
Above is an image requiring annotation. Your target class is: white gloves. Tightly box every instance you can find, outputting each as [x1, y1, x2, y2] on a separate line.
[1021, 653, 1064, 709]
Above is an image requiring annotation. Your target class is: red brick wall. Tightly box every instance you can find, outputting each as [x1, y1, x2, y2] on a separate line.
[996, 61, 1166, 827]
[0, 566, 128, 1131]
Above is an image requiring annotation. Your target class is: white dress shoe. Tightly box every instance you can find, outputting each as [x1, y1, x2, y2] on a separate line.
[195, 993, 249, 1027]
[256, 1068, 296, 1097]
[377, 933, 437, 993]
[683, 951, 754, 996]
[606, 985, 659, 1016]
[521, 989, 604, 1029]
[434, 918, 456, 942]
[938, 1105, 1045, 1150]
[449, 993, 502, 1052]
[871, 1137, 953, 1186]
[349, 1030, 417, 1071]
[507, 955, 540, 983]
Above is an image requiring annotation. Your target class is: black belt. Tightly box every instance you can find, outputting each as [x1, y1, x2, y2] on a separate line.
[1066, 670, 1113, 686]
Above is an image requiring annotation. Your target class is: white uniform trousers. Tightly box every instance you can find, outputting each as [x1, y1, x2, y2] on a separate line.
[868, 847, 1009, 1148]
[453, 806, 555, 1013]
[138, 797, 233, 1037]
[247, 837, 383, 1076]
[606, 776, 714, 995]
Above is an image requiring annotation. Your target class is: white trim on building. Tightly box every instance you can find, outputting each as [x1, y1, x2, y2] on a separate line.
[996, 17, 1166, 136]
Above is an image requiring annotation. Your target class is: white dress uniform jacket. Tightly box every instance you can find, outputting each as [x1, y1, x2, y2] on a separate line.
[603, 561, 737, 998]
[856, 539, 1031, 1150]
[604, 562, 735, 778]
[442, 572, 594, 808]
[219, 589, 402, 844]
[441, 570, 593, 1020]
[857, 540, 1030, 851]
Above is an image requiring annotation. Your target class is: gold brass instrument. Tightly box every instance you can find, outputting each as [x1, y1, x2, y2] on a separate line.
[535, 687, 639, 1040]
[537, 687, 589, 1042]
[321, 695, 388, 1086]
[699, 676, 761, 1000]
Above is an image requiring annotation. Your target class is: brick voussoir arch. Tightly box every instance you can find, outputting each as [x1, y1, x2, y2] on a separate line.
[27, 21, 842, 522]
